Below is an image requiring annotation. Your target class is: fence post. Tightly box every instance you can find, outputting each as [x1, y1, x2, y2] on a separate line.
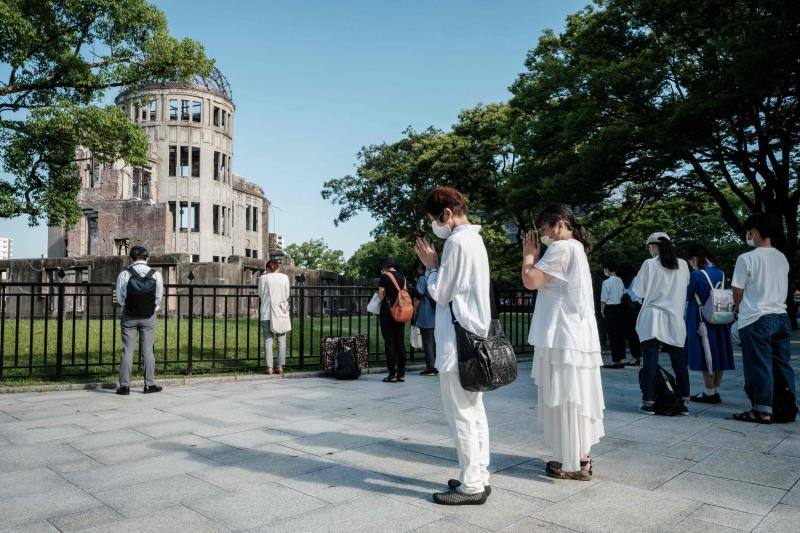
[187, 272, 194, 375]
[298, 283, 306, 368]
[55, 282, 65, 380]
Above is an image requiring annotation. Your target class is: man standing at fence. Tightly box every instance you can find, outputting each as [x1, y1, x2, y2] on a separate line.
[115, 246, 164, 395]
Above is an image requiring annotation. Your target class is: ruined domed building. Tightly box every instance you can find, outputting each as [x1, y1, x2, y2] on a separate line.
[48, 69, 270, 263]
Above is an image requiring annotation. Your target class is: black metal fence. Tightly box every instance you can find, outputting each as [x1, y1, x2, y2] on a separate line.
[0, 282, 534, 381]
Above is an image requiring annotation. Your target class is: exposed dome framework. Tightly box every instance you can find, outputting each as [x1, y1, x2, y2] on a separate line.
[194, 67, 232, 101]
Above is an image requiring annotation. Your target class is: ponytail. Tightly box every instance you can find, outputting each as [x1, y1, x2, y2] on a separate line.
[536, 204, 592, 253]
[656, 237, 678, 269]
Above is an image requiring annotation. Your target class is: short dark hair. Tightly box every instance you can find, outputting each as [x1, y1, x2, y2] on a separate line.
[686, 243, 710, 265]
[744, 213, 777, 241]
[423, 186, 468, 219]
[129, 246, 148, 261]
[602, 257, 617, 271]
[266, 259, 281, 272]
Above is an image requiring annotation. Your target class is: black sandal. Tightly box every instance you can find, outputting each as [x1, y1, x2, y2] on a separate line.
[382, 375, 398, 383]
[731, 409, 771, 424]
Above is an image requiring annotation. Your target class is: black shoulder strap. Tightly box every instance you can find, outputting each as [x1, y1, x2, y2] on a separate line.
[126, 266, 141, 278]
[145, 269, 156, 279]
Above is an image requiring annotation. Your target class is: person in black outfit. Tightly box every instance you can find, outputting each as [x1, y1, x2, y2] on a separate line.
[617, 262, 642, 366]
[378, 257, 408, 383]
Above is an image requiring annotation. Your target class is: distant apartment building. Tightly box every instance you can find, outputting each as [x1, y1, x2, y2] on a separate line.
[48, 69, 270, 262]
[0, 237, 11, 260]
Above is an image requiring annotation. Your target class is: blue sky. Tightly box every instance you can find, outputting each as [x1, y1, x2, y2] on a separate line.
[0, 0, 589, 259]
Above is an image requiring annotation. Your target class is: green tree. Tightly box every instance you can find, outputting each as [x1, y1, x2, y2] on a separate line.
[510, 0, 800, 297]
[285, 239, 345, 273]
[0, 0, 214, 226]
[343, 234, 417, 280]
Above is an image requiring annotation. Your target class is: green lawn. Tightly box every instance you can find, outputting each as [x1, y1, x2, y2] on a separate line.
[1, 313, 534, 380]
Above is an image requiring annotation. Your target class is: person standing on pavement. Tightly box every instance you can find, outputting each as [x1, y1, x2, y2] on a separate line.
[685, 244, 734, 404]
[731, 214, 794, 423]
[522, 204, 605, 481]
[633, 233, 691, 415]
[414, 262, 438, 376]
[600, 258, 627, 369]
[378, 258, 408, 383]
[415, 186, 492, 505]
[115, 246, 163, 395]
[259, 259, 291, 375]
[617, 262, 642, 366]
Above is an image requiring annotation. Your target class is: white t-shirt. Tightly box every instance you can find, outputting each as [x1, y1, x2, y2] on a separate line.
[731, 247, 789, 328]
[631, 257, 691, 347]
[528, 239, 600, 353]
[427, 224, 491, 373]
[601, 276, 625, 305]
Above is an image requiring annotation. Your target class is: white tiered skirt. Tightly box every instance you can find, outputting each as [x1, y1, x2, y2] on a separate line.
[532, 347, 605, 471]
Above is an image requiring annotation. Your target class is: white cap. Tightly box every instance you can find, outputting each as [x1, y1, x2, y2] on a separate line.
[646, 232, 670, 245]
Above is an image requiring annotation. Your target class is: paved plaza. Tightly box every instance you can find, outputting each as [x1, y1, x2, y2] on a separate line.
[1, 335, 799, 532]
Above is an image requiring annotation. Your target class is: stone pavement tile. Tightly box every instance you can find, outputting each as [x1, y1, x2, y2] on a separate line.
[0, 467, 73, 498]
[278, 429, 387, 456]
[268, 416, 359, 437]
[630, 412, 715, 433]
[186, 481, 327, 530]
[134, 418, 225, 439]
[46, 505, 124, 532]
[500, 517, 574, 532]
[657, 472, 786, 516]
[402, 486, 550, 531]
[1, 423, 90, 445]
[62, 451, 219, 492]
[0, 521, 59, 533]
[661, 442, 720, 462]
[534, 480, 701, 532]
[753, 504, 800, 533]
[671, 518, 741, 532]
[65, 428, 152, 452]
[94, 473, 226, 517]
[73, 409, 184, 433]
[208, 427, 294, 449]
[585, 436, 628, 456]
[690, 447, 800, 489]
[0, 441, 87, 472]
[48, 456, 105, 474]
[688, 504, 763, 531]
[83, 433, 225, 465]
[330, 442, 458, 478]
[780, 482, 800, 507]
[686, 426, 789, 453]
[605, 424, 699, 446]
[264, 493, 442, 533]
[77, 505, 230, 533]
[387, 420, 452, 443]
[0, 485, 98, 530]
[411, 517, 489, 532]
[276, 465, 418, 504]
[489, 458, 595, 503]
[770, 433, 800, 458]
[592, 447, 694, 490]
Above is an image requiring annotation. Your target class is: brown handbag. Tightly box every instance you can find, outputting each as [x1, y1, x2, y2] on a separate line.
[384, 272, 414, 323]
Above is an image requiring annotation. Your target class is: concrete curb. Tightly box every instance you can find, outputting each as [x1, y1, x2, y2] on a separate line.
[0, 355, 534, 394]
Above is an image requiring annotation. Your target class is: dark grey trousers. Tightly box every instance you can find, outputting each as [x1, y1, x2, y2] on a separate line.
[119, 311, 156, 387]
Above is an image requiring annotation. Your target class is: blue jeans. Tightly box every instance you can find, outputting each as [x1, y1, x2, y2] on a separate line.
[420, 327, 436, 370]
[739, 313, 794, 414]
[640, 338, 690, 403]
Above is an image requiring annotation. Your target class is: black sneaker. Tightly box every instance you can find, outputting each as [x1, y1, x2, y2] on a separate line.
[690, 392, 721, 404]
[143, 384, 163, 394]
[680, 404, 690, 416]
[640, 404, 655, 415]
[432, 488, 487, 505]
[448, 479, 491, 496]
[116, 386, 130, 395]
[420, 369, 438, 376]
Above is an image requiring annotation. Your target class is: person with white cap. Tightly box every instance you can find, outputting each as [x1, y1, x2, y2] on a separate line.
[632, 232, 692, 414]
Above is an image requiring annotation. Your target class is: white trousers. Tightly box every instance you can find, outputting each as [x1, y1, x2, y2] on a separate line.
[439, 369, 490, 493]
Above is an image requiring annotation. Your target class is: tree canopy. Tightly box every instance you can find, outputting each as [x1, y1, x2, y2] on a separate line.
[0, 0, 214, 226]
[284, 239, 346, 274]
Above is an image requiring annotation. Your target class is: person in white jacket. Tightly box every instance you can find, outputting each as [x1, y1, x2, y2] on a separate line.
[258, 260, 291, 375]
[415, 186, 492, 506]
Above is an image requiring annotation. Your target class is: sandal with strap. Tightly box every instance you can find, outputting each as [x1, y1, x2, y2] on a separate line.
[732, 409, 771, 424]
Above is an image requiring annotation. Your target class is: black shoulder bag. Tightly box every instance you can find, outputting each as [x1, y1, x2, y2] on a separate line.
[449, 286, 517, 392]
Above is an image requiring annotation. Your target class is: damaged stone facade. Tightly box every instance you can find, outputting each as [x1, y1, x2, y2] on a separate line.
[48, 74, 270, 263]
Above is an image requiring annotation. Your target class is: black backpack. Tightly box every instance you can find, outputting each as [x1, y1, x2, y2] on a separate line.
[640, 365, 683, 416]
[334, 348, 361, 380]
[772, 360, 798, 423]
[124, 266, 157, 317]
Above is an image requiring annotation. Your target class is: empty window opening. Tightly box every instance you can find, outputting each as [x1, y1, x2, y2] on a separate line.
[180, 146, 189, 177]
[192, 101, 201, 122]
[180, 99, 190, 121]
[170, 99, 178, 120]
[191, 147, 200, 177]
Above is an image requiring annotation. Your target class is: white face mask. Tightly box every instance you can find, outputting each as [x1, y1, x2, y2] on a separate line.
[539, 226, 556, 247]
[746, 231, 755, 247]
[431, 218, 452, 239]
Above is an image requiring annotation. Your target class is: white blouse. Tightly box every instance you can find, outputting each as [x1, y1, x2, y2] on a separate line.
[631, 257, 690, 346]
[426, 224, 492, 373]
[528, 239, 600, 353]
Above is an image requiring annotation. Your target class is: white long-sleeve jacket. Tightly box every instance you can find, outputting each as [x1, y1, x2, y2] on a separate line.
[426, 224, 491, 373]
